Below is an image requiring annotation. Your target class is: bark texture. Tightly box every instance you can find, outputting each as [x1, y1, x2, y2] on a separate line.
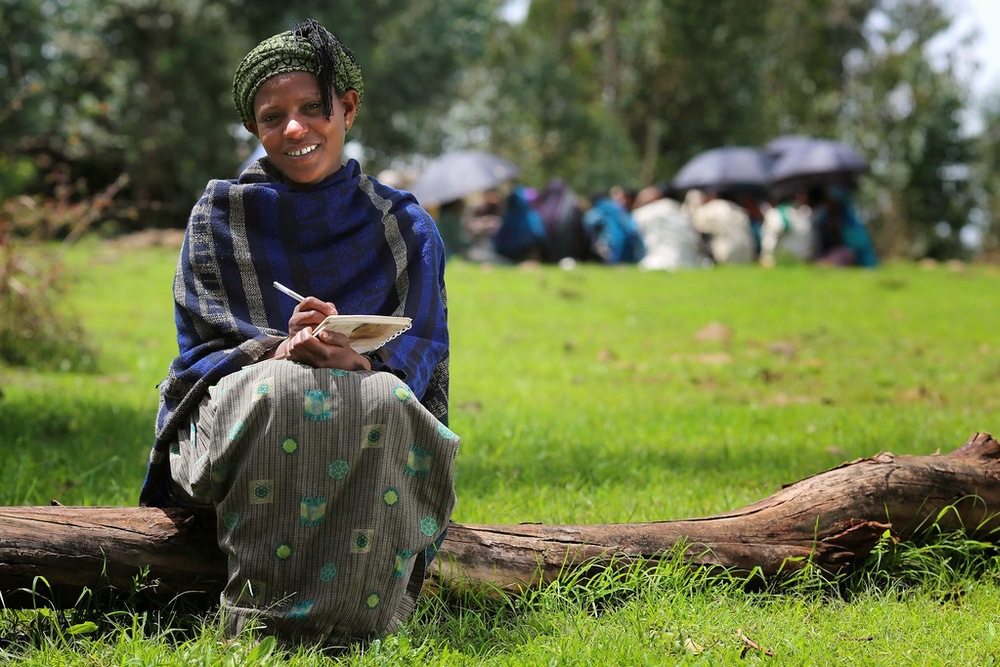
[2, 432, 999, 607]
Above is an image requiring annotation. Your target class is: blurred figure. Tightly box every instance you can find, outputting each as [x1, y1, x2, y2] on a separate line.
[435, 198, 468, 259]
[682, 189, 755, 265]
[491, 184, 546, 263]
[758, 192, 814, 267]
[734, 192, 766, 257]
[462, 189, 507, 263]
[631, 185, 707, 270]
[534, 178, 590, 263]
[582, 191, 645, 264]
[810, 185, 878, 268]
[609, 185, 637, 212]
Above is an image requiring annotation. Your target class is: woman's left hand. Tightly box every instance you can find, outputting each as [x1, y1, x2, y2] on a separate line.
[273, 328, 372, 371]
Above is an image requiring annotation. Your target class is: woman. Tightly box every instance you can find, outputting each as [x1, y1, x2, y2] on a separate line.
[139, 19, 458, 648]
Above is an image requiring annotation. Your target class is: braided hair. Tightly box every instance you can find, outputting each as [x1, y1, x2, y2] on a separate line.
[232, 18, 364, 124]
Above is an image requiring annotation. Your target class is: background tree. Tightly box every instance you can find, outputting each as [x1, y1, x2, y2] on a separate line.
[0, 0, 495, 226]
[841, 0, 976, 258]
[0, 0, 990, 260]
[977, 92, 1000, 260]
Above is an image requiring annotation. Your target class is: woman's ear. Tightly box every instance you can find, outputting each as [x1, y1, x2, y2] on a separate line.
[244, 120, 259, 138]
[341, 89, 360, 128]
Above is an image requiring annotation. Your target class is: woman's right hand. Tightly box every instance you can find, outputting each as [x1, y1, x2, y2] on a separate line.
[288, 296, 337, 336]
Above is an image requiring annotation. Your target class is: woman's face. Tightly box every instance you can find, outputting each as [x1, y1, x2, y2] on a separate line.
[245, 71, 358, 188]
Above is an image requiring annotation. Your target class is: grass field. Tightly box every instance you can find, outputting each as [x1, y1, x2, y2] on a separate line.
[2, 240, 1000, 664]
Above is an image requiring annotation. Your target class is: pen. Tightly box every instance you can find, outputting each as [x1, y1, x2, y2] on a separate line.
[273, 281, 306, 303]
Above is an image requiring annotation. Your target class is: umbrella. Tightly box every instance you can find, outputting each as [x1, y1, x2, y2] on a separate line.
[764, 134, 821, 159]
[769, 138, 868, 186]
[409, 150, 520, 206]
[671, 146, 773, 194]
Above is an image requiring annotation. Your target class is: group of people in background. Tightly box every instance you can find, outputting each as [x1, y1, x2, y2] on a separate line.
[421, 178, 878, 270]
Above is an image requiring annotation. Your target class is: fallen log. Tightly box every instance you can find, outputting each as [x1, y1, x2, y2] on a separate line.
[2, 432, 1000, 608]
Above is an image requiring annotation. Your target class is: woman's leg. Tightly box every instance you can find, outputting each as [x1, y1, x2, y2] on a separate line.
[170, 359, 459, 647]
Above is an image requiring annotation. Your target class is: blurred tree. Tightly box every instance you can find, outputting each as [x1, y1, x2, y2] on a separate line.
[464, 0, 877, 192]
[758, 0, 877, 135]
[977, 92, 1000, 259]
[0, 0, 494, 224]
[462, 0, 640, 193]
[842, 0, 976, 259]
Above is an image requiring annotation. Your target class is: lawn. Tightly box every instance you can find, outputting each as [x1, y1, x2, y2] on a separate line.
[1, 240, 1000, 664]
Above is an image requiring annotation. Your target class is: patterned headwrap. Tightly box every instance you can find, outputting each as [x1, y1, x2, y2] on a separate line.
[232, 18, 364, 124]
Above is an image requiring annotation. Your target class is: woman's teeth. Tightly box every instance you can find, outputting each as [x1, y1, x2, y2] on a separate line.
[288, 145, 317, 157]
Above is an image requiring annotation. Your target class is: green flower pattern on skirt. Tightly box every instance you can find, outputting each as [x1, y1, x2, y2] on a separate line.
[170, 363, 458, 646]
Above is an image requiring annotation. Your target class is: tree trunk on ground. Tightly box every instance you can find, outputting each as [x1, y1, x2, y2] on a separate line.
[2, 433, 999, 608]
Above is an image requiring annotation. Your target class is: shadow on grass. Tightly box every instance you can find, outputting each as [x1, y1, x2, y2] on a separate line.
[0, 393, 152, 505]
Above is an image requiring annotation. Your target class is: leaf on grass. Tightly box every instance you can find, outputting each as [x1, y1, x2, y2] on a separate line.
[738, 628, 775, 658]
[684, 637, 704, 655]
[767, 341, 798, 358]
[693, 322, 733, 344]
[695, 352, 732, 365]
[67, 621, 98, 635]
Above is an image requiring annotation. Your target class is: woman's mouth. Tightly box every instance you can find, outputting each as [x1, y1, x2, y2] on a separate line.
[286, 144, 318, 157]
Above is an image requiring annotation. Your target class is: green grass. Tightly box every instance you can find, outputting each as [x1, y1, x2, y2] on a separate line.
[2, 241, 1000, 663]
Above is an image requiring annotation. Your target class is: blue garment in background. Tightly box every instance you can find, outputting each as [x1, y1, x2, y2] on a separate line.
[582, 197, 646, 264]
[492, 186, 546, 262]
[819, 187, 878, 268]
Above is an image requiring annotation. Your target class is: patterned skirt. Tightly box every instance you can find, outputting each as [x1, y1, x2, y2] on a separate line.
[168, 359, 459, 647]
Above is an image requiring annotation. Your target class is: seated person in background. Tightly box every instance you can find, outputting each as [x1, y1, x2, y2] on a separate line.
[141, 19, 458, 649]
[582, 190, 646, 264]
[491, 184, 546, 263]
[811, 185, 879, 268]
[461, 188, 506, 263]
[630, 185, 707, 271]
[435, 198, 468, 259]
[759, 192, 814, 267]
[534, 178, 590, 263]
[681, 189, 756, 265]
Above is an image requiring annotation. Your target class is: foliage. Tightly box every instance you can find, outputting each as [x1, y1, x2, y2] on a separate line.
[0, 241, 96, 371]
[0, 0, 497, 218]
[843, 0, 977, 259]
[1, 0, 991, 259]
[975, 91, 1000, 260]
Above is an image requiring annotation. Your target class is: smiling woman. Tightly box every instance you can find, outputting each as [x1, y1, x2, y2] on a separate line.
[245, 72, 358, 187]
[140, 18, 457, 652]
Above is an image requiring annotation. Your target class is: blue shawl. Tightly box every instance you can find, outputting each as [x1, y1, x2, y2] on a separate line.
[140, 159, 450, 506]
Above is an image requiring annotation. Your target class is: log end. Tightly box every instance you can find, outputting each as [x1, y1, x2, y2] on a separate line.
[948, 433, 1000, 461]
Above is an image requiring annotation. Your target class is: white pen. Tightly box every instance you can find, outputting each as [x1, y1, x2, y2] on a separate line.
[272, 281, 306, 303]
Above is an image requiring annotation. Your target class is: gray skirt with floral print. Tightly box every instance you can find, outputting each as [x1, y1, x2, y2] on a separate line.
[169, 359, 459, 647]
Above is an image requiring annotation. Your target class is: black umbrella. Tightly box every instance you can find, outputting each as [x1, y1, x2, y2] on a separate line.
[409, 150, 520, 206]
[769, 139, 868, 185]
[671, 146, 773, 194]
[764, 135, 820, 159]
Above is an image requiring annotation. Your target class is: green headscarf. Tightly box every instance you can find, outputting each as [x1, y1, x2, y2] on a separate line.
[232, 18, 364, 124]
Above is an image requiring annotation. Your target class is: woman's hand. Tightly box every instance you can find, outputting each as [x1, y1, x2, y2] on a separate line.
[273, 328, 372, 371]
[288, 296, 337, 336]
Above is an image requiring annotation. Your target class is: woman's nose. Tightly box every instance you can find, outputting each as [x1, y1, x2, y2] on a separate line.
[284, 117, 306, 138]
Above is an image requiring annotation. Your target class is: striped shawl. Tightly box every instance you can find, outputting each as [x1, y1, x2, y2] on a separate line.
[140, 159, 449, 506]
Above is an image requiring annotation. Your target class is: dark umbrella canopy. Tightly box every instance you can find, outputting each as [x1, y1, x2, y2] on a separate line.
[764, 135, 821, 159]
[409, 150, 520, 207]
[769, 139, 868, 185]
[671, 146, 773, 194]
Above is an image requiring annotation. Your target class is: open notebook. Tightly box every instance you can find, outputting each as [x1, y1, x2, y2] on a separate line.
[311, 315, 412, 354]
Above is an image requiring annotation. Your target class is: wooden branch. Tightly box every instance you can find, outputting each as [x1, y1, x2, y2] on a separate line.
[2, 433, 999, 608]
